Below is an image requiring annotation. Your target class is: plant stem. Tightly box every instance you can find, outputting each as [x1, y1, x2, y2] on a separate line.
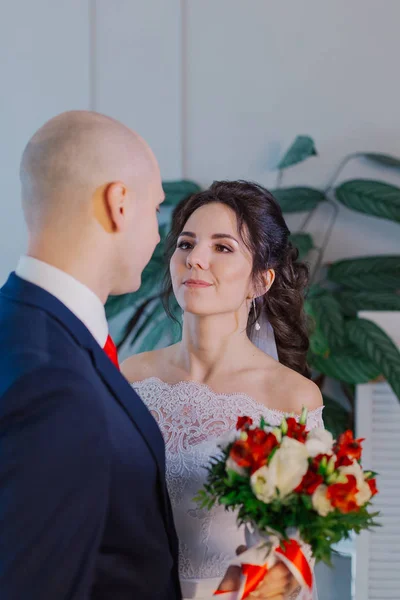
[324, 152, 363, 193]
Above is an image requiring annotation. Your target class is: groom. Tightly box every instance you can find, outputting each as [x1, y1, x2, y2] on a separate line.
[0, 111, 295, 599]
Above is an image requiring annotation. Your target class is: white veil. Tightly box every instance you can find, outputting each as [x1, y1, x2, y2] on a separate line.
[250, 314, 320, 600]
[250, 311, 279, 362]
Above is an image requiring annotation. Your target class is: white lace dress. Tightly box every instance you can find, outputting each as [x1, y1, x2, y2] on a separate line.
[133, 377, 324, 600]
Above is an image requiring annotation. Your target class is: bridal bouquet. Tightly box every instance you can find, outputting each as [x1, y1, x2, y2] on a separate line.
[195, 410, 379, 599]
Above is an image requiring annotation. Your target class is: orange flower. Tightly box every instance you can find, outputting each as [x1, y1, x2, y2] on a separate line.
[236, 416, 253, 430]
[230, 440, 253, 468]
[295, 470, 324, 495]
[248, 431, 279, 473]
[335, 430, 364, 462]
[327, 474, 359, 513]
[229, 428, 279, 473]
[286, 417, 307, 443]
[367, 477, 378, 497]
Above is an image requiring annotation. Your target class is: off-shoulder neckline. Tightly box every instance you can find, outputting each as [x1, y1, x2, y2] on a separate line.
[131, 376, 324, 418]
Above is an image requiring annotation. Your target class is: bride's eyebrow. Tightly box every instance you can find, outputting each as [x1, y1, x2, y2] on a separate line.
[211, 233, 239, 244]
[178, 231, 239, 244]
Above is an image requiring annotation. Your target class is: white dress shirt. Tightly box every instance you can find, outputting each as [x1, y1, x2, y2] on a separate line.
[16, 256, 109, 347]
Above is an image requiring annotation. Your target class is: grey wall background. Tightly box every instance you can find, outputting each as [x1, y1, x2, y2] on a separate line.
[1, 0, 399, 284]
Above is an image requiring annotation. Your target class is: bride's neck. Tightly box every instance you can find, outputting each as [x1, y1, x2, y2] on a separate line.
[176, 312, 254, 382]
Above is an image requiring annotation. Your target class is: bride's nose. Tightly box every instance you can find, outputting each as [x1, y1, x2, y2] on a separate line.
[186, 245, 210, 270]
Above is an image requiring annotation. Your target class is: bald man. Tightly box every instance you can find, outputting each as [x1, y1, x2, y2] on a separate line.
[0, 111, 180, 600]
[0, 112, 296, 600]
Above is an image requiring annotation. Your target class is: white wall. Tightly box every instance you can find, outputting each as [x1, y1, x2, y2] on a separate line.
[1, 0, 399, 285]
[0, 0, 183, 284]
[0, 0, 90, 283]
[184, 0, 400, 262]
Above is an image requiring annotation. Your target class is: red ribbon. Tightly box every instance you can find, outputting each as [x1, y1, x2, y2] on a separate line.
[214, 538, 312, 598]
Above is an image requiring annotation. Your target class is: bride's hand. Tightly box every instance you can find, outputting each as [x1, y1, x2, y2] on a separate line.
[246, 563, 299, 599]
[217, 546, 299, 599]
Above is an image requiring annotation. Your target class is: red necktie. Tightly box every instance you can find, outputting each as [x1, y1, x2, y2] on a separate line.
[103, 334, 120, 370]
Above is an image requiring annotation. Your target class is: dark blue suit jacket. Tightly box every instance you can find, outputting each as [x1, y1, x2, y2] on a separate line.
[0, 273, 181, 599]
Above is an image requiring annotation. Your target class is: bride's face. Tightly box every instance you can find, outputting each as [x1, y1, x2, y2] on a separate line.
[170, 202, 255, 317]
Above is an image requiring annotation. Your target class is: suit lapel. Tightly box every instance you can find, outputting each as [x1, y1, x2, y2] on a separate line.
[0, 273, 166, 477]
[90, 344, 166, 473]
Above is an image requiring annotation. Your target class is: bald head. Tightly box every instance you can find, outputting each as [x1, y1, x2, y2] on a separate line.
[20, 110, 159, 231]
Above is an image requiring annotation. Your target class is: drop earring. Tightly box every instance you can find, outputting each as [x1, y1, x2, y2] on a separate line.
[253, 298, 261, 331]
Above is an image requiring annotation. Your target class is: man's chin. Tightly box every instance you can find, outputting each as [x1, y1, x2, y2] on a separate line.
[110, 276, 141, 296]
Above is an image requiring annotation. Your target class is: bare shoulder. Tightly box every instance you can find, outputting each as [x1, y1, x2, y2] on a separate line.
[273, 363, 323, 413]
[121, 346, 175, 383]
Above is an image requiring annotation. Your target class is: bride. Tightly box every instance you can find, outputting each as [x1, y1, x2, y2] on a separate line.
[122, 180, 324, 600]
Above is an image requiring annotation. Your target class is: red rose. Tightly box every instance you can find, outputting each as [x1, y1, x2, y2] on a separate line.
[295, 470, 324, 495]
[236, 416, 253, 431]
[286, 417, 307, 443]
[229, 427, 279, 474]
[327, 474, 359, 513]
[229, 440, 253, 468]
[334, 430, 364, 462]
[248, 431, 279, 473]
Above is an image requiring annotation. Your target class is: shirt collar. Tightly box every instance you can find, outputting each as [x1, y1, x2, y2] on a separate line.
[16, 256, 109, 347]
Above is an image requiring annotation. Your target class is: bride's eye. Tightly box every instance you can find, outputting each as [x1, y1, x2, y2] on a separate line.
[215, 244, 232, 253]
[177, 240, 193, 250]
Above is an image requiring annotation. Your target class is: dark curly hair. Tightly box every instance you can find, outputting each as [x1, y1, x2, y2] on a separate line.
[163, 180, 311, 377]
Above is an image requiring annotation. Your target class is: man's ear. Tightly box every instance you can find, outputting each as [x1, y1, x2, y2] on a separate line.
[93, 181, 127, 233]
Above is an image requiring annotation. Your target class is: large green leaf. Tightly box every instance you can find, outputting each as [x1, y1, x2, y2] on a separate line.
[106, 292, 138, 320]
[335, 290, 400, 317]
[289, 233, 314, 260]
[363, 153, 400, 169]
[322, 395, 351, 439]
[327, 256, 400, 291]
[277, 136, 317, 170]
[305, 298, 330, 356]
[309, 349, 381, 384]
[135, 300, 181, 353]
[346, 318, 400, 400]
[271, 187, 326, 213]
[335, 180, 400, 223]
[162, 180, 201, 206]
[307, 294, 346, 351]
[309, 325, 330, 357]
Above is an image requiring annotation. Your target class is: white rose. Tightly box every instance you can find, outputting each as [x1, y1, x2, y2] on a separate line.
[305, 428, 334, 458]
[225, 456, 248, 477]
[339, 461, 372, 506]
[312, 484, 334, 516]
[250, 437, 309, 503]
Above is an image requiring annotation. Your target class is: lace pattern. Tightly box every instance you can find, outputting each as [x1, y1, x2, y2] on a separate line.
[133, 377, 324, 596]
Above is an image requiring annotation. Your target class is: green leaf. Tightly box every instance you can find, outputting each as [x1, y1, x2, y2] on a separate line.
[327, 256, 400, 291]
[309, 348, 381, 384]
[322, 395, 351, 439]
[305, 298, 330, 357]
[277, 136, 317, 170]
[289, 233, 314, 260]
[162, 180, 201, 206]
[271, 187, 325, 213]
[335, 180, 400, 223]
[309, 325, 330, 357]
[346, 318, 400, 400]
[335, 290, 400, 317]
[363, 152, 400, 169]
[307, 294, 346, 351]
[105, 292, 137, 320]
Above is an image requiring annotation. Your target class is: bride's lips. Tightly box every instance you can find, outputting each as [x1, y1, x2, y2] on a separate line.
[183, 279, 213, 288]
